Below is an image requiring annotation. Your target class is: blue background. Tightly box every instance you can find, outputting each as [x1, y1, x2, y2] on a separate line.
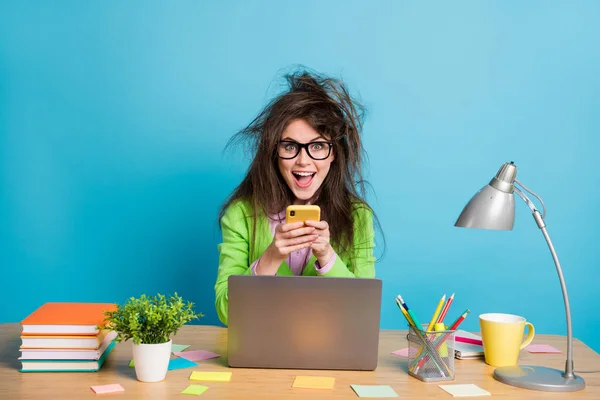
[1, 1, 599, 352]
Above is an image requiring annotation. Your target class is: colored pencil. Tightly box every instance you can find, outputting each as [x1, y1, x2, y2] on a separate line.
[436, 293, 454, 324]
[448, 309, 470, 330]
[456, 336, 483, 346]
[426, 294, 446, 332]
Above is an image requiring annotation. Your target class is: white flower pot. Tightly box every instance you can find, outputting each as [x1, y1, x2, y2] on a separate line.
[132, 339, 172, 382]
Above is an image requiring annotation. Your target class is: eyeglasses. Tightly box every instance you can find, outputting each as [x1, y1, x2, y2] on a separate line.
[277, 140, 333, 160]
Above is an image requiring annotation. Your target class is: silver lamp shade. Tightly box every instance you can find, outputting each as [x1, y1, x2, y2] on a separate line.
[455, 162, 517, 230]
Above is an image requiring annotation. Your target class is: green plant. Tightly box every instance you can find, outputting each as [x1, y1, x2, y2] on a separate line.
[101, 293, 202, 345]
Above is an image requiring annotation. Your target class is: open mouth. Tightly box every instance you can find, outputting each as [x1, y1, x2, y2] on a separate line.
[292, 172, 316, 189]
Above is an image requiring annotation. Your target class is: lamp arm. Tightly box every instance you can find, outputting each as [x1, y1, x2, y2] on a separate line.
[515, 178, 547, 218]
[515, 188, 576, 379]
[538, 221, 575, 378]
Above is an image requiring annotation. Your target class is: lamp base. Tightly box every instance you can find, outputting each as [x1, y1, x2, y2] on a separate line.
[493, 365, 585, 392]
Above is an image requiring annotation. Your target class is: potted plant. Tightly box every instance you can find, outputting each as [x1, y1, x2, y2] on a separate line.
[102, 293, 202, 382]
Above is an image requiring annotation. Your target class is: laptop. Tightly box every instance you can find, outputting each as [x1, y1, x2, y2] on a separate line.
[227, 275, 382, 370]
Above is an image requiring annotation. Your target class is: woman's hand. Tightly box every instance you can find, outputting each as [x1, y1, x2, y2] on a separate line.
[304, 220, 334, 266]
[256, 222, 317, 275]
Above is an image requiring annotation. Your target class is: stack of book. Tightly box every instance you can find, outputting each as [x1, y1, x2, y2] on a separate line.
[19, 302, 118, 372]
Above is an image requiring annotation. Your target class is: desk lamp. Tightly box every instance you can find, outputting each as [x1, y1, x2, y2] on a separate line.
[454, 161, 585, 392]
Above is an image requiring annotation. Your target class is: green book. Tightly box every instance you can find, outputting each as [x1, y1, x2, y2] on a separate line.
[19, 341, 116, 372]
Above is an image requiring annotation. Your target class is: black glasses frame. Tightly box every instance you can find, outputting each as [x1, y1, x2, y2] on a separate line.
[276, 140, 334, 160]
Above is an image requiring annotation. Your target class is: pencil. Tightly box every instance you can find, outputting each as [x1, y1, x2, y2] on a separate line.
[427, 294, 446, 332]
[436, 293, 454, 324]
[448, 309, 470, 330]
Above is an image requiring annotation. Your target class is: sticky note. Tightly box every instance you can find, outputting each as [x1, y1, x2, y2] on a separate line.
[128, 359, 134, 368]
[181, 385, 209, 396]
[175, 350, 220, 361]
[350, 385, 398, 398]
[292, 376, 335, 389]
[168, 358, 198, 370]
[172, 344, 191, 353]
[438, 384, 491, 397]
[525, 344, 561, 353]
[189, 371, 232, 382]
[90, 383, 125, 394]
[391, 348, 410, 357]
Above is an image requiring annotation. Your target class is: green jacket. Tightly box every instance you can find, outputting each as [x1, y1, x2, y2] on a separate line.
[214, 199, 376, 326]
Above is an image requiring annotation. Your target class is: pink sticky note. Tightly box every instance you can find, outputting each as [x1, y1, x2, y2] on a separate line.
[90, 384, 125, 394]
[392, 348, 410, 357]
[526, 344, 562, 353]
[174, 350, 220, 361]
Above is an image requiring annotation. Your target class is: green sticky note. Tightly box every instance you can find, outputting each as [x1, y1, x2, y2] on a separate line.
[351, 385, 398, 398]
[172, 344, 191, 353]
[128, 360, 134, 368]
[181, 385, 209, 396]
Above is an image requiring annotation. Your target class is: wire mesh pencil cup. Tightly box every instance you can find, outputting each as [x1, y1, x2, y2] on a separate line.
[407, 324, 455, 382]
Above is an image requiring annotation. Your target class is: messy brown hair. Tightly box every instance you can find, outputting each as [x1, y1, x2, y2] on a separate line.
[220, 68, 378, 256]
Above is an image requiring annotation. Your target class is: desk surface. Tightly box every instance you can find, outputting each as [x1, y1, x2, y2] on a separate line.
[0, 324, 598, 399]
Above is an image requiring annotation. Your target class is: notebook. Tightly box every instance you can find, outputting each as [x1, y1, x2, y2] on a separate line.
[454, 330, 484, 360]
[19, 331, 117, 360]
[20, 330, 116, 349]
[20, 341, 116, 372]
[21, 302, 117, 335]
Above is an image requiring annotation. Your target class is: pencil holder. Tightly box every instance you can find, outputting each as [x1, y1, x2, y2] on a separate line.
[407, 324, 455, 382]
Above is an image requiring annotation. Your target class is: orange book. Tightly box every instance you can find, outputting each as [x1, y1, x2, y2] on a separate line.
[21, 302, 117, 336]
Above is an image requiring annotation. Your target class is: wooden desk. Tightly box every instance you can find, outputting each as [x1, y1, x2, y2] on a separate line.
[0, 324, 598, 399]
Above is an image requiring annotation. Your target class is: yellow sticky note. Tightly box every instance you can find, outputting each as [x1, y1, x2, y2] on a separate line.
[189, 371, 232, 382]
[181, 385, 209, 396]
[438, 384, 491, 397]
[292, 376, 335, 389]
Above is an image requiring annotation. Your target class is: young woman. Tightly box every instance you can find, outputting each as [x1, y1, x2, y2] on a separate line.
[214, 69, 380, 325]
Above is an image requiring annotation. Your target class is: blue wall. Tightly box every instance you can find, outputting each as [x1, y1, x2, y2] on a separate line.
[1, 1, 599, 352]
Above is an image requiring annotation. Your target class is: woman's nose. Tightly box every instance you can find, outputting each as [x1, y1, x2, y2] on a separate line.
[296, 147, 311, 164]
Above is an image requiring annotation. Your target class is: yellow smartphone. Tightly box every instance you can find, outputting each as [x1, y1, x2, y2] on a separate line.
[285, 205, 321, 224]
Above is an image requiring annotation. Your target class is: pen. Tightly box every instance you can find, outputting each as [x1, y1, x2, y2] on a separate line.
[427, 294, 446, 332]
[436, 293, 454, 324]
[395, 297, 414, 327]
[397, 296, 423, 329]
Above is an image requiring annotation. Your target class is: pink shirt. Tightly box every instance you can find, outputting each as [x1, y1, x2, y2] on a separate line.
[251, 210, 337, 275]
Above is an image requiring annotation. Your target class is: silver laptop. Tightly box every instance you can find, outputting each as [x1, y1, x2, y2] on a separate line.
[227, 275, 382, 370]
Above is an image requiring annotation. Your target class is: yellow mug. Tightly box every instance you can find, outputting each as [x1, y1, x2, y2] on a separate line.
[479, 313, 535, 367]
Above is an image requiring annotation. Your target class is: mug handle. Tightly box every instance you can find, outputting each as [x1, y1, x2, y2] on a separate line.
[519, 322, 535, 349]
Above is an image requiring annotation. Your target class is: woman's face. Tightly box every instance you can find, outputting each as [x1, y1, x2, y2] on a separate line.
[277, 119, 334, 205]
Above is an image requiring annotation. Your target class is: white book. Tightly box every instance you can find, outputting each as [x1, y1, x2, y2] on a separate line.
[20, 330, 117, 350]
[19, 332, 117, 360]
[454, 330, 484, 360]
[20, 342, 115, 372]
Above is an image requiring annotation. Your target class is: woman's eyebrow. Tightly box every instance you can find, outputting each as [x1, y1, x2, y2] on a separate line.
[280, 136, 327, 142]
